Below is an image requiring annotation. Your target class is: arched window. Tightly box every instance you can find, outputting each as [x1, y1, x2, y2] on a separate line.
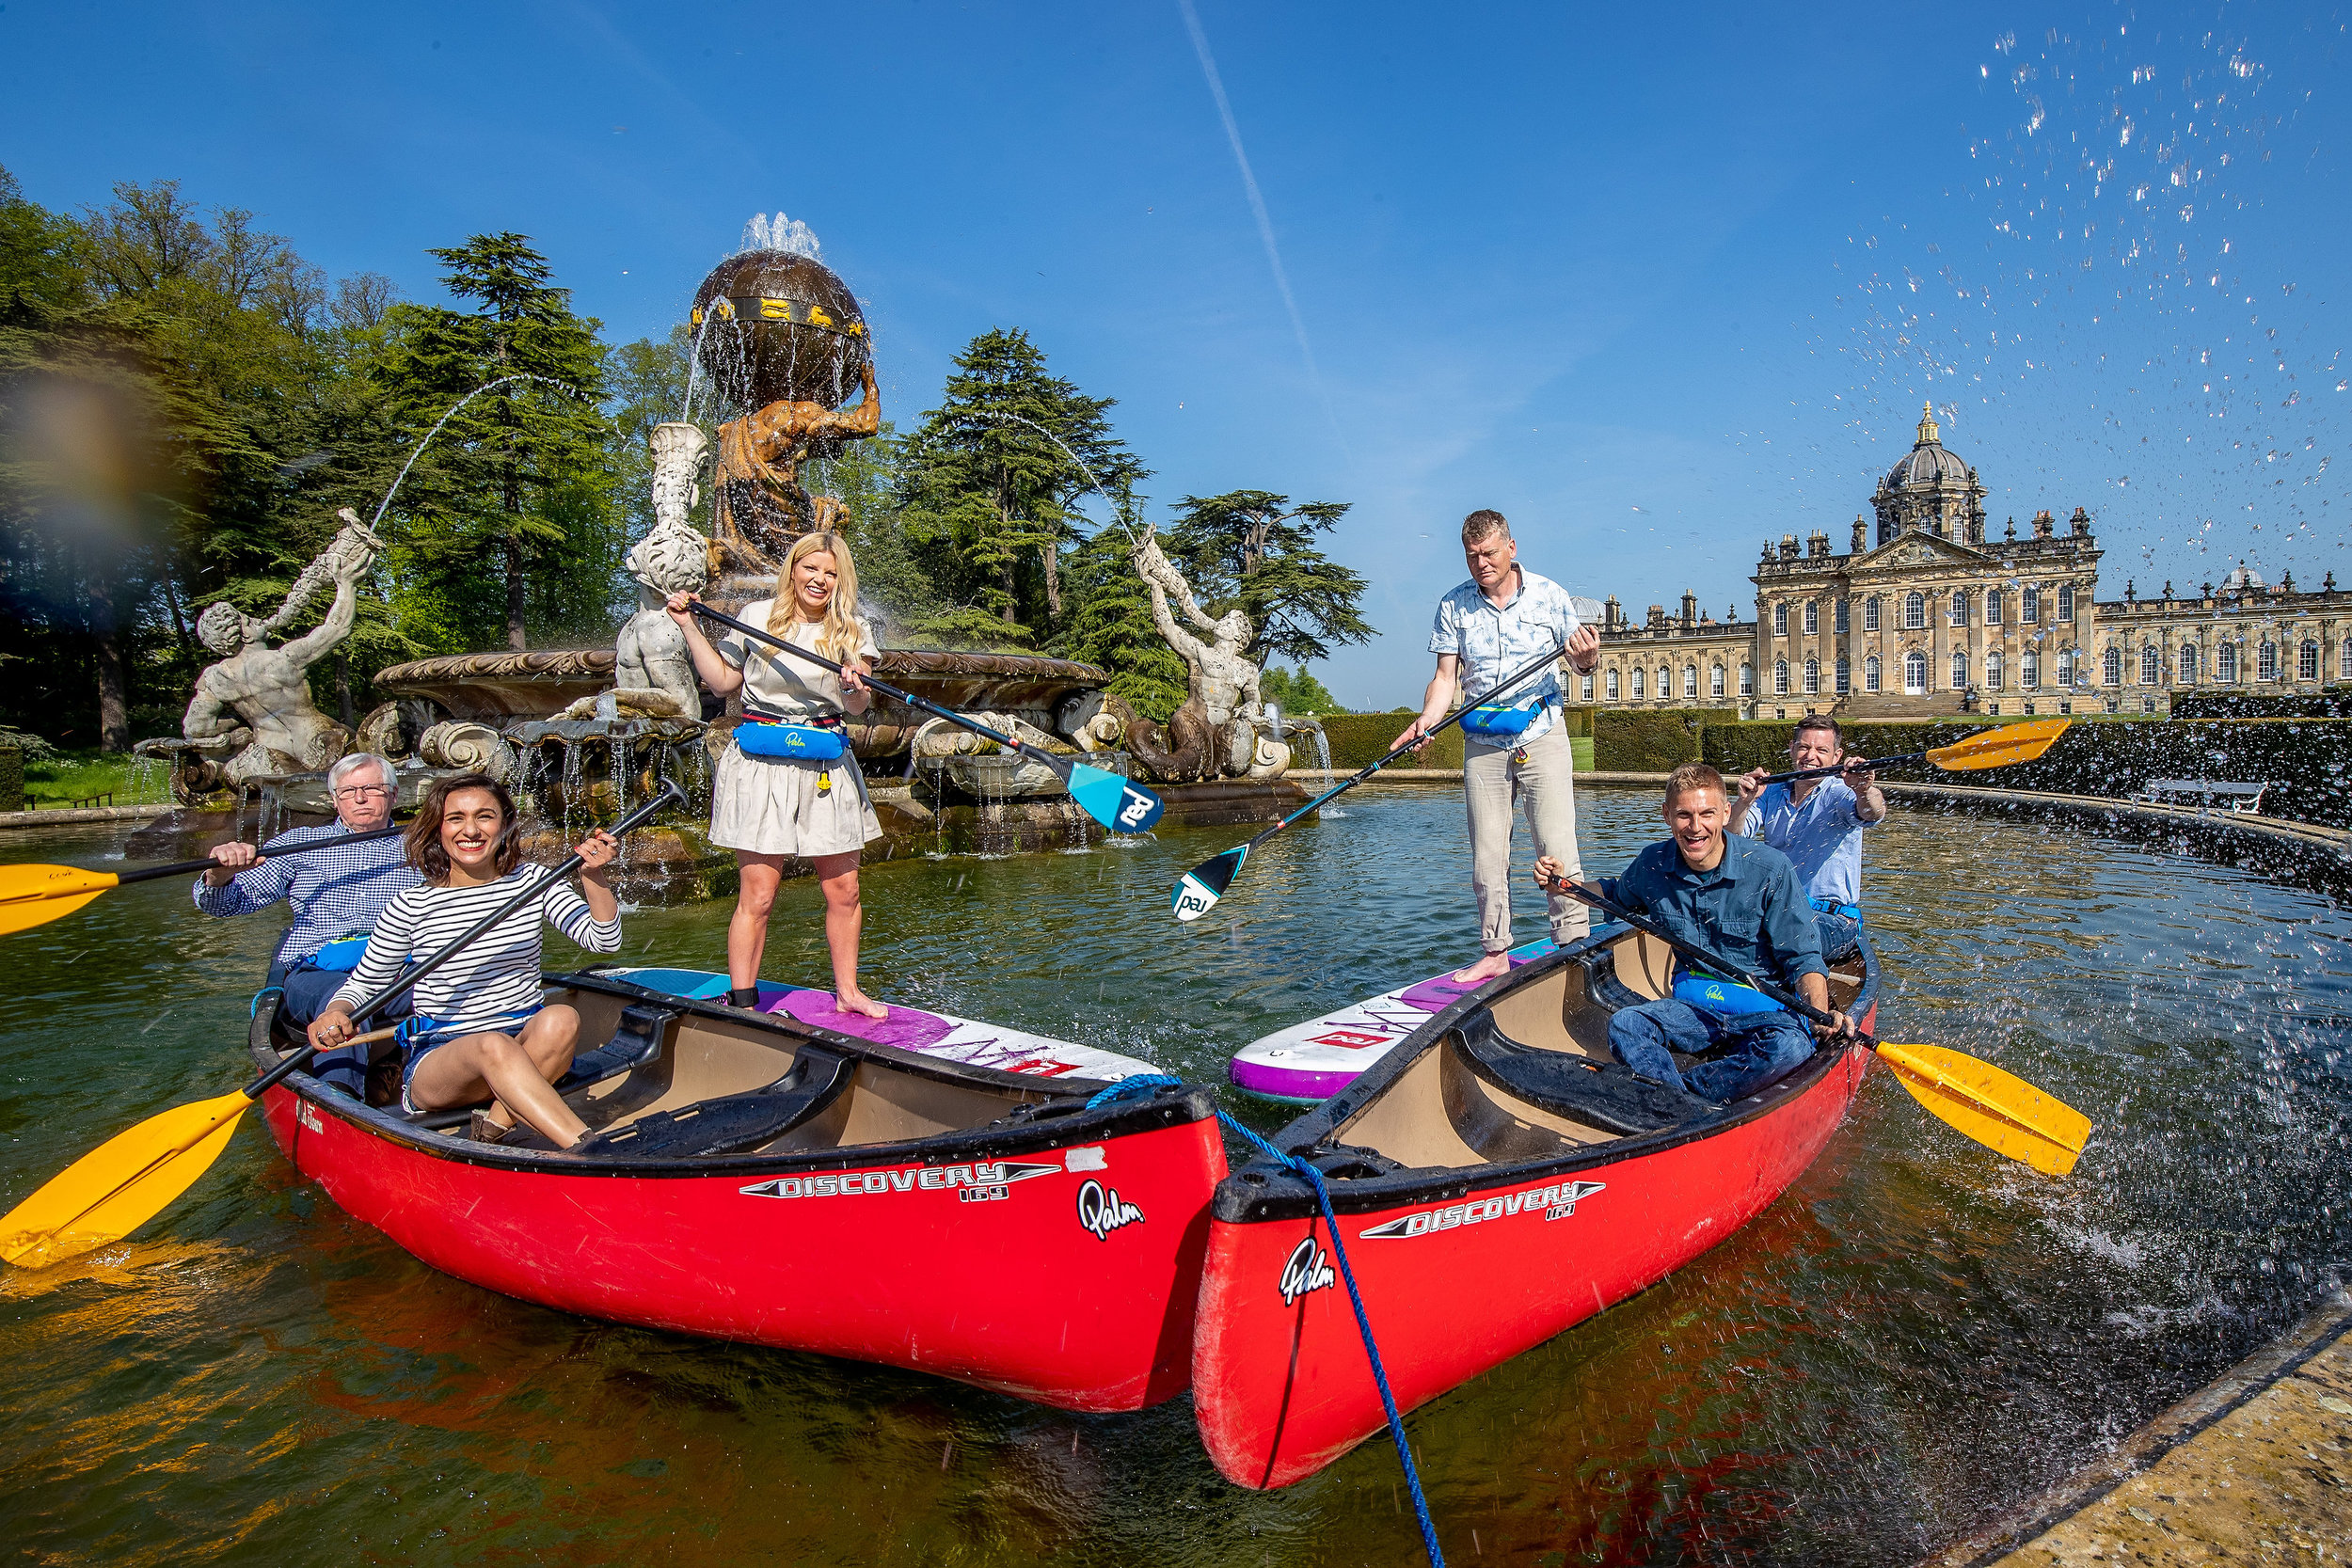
[2103, 647, 2122, 686]
[1772, 603, 1788, 636]
[2058, 584, 2075, 623]
[1864, 655, 1883, 692]
[2342, 639, 2352, 681]
[2057, 649, 2075, 687]
[1863, 596, 1882, 632]
[1682, 665, 1697, 700]
[1803, 601, 1819, 635]
[1630, 667, 1645, 699]
[1985, 651, 2004, 689]
[2300, 641, 2320, 681]
[1773, 659, 1789, 695]
[2022, 585, 2042, 623]
[1836, 657, 1851, 694]
[1902, 651, 1928, 694]
[1836, 598, 1850, 634]
[2258, 641, 2279, 681]
[2022, 651, 2041, 688]
[1658, 666, 1672, 700]
[1952, 651, 1969, 689]
[1580, 673, 1595, 702]
[1985, 589, 2004, 626]
[2140, 645, 2160, 685]
[1949, 591, 1968, 626]
[2217, 641, 2237, 682]
[2179, 644, 2199, 684]
[1606, 668, 1620, 700]
[1709, 663, 1725, 699]
[1903, 592, 1926, 629]
[1739, 663, 1755, 697]
[1803, 658, 1820, 693]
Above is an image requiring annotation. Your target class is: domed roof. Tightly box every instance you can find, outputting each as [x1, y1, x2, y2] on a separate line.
[1883, 403, 1973, 490]
[2221, 560, 2266, 592]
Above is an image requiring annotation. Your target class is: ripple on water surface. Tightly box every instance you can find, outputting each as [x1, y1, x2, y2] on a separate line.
[1, 790, 2347, 1564]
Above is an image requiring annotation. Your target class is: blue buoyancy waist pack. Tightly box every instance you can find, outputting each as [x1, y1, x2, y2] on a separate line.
[309, 933, 371, 972]
[1671, 969, 1787, 1018]
[1458, 691, 1552, 743]
[735, 713, 846, 762]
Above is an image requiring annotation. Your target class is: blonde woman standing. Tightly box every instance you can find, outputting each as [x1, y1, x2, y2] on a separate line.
[667, 531, 887, 1019]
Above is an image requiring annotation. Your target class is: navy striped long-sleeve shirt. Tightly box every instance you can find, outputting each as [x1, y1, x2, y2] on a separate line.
[191, 823, 422, 965]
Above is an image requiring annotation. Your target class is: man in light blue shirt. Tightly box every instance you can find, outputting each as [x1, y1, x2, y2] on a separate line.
[1392, 509, 1600, 985]
[1730, 714, 1885, 957]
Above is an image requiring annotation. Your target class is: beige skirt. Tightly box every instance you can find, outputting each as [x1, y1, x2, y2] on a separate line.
[709, 743, 882, 859]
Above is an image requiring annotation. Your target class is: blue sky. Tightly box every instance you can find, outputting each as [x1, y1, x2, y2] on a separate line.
[5, 0, 2346, 705]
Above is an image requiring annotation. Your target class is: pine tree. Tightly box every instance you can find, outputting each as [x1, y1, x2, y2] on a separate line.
[894, 328, 1144, 640]
[1167, 489, 1374, 665]
[376, 233, 612, 650]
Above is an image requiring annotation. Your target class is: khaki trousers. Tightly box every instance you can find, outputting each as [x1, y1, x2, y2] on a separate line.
[1463, 724, 1587, 954]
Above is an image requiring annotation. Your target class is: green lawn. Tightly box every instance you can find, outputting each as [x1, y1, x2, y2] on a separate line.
[20, 750, 170, 809]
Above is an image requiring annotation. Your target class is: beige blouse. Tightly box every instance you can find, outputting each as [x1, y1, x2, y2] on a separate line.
[715, 601, 880, 718]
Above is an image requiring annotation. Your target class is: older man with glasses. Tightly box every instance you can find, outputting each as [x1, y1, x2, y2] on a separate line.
[195, 752, 423, 1092]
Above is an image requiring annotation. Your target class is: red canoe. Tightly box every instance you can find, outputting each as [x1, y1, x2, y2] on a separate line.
[249, 968, 1226, 1412]
[1191, 922, 1881, 1487]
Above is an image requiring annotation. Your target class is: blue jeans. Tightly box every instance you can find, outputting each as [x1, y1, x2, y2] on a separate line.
[1607, 998, 1817, 1103]
[1811, 903, 1861, 961]
[270, 956, 408, 1098]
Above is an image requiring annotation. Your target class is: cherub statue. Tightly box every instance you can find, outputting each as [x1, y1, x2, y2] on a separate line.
[183, 509, 381, 784]
[711, 358, 880, 570]
[608, 423, 712, 721]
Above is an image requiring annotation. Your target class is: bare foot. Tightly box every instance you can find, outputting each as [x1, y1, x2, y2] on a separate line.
[1448, 951, 1513, 987]
[836, 989, 889, 1021]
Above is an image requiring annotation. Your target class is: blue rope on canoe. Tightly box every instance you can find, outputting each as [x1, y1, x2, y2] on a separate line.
[249, 986, 283, 1019]
[1083, 1074, 1447, 1568]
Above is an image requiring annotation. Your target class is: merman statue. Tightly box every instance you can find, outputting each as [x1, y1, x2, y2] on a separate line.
[182, 510, 382, 784]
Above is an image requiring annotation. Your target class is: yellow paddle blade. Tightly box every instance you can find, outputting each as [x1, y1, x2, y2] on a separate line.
[0, 864, 122, 937]
[1923, 718, 2073, 773]
[1874, 1039, 2094, 1177]
[0, 1091, 253, 1269]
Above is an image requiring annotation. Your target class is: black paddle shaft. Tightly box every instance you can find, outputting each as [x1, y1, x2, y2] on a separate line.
[119, 824, 406, 887]
[690, 602, 1059, 773]
[1547, 876, 1868, 1045]
[1757, 748, 1928, 786]
[244, 780, 687, 1100]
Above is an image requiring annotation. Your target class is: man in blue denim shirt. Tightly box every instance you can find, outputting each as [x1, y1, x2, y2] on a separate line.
[1535, 763, 1854, 1102]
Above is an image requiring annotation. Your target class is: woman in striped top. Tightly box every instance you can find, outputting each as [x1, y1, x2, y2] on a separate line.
[307, 774, 622, 1148]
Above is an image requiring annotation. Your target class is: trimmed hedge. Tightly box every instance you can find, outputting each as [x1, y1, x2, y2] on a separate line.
[1701, 716, 2352, 831]
[2169, 689, 2352, 720]
[0, 748, 18, 813]
[1595, 709, 1740, 772]
[1313, 713, 1464, 770]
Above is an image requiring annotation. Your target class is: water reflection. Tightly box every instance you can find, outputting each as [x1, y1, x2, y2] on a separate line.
[2, 787, 2347, 1563]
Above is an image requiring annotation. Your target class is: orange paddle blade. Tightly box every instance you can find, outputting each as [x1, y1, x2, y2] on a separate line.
[1923, 718, 2072, 774]
[0, 1091, 252, 1268]
[1873, 1039, 2093, 1177]
[0, 864, 122, 937]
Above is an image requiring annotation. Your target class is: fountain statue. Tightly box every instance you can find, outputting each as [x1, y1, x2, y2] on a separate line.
[602, 421, 711, 721]
[1100, 527, 1292, 784]
[691, 248, 879, 573]
[163, 510, 382, 791]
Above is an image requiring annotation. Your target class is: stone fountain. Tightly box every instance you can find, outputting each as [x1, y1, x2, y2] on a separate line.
[131, 225, 1315, 895]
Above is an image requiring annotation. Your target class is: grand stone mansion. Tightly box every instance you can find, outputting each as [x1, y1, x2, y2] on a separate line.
[1583, 405, 2348, 720]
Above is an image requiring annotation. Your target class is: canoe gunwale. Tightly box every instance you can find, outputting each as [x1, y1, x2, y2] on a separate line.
[1210, 925, 1881, 1224]
[246, 971, 1213, 1180]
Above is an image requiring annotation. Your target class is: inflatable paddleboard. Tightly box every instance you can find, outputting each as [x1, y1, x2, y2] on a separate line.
[1226, 937, 1560, 1103]
[603, 967, 1156, 1084]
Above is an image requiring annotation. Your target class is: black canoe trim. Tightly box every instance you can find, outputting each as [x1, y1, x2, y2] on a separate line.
[247, 971, 1215, 1179]
[1211, 923, 1881, 1225]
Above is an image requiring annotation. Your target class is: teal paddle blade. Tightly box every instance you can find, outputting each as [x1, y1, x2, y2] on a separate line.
[1172, 845, 1246, 923]
[1068, 763, 1164, 833]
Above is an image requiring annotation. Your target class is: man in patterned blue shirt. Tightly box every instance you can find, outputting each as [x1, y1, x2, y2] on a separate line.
[195, 752, 421, 1064]
[1392, 510, 1600, 985]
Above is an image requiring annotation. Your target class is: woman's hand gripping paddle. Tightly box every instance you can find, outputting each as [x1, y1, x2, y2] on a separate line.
[1171, 637, 1574, 922]
[1756, 717, 2072, 786]
[0, 825, 406, 938]
[691, 603, 1164, 834]
[0, 781, 687, 1269]
[1548, 876, 2093, 1176]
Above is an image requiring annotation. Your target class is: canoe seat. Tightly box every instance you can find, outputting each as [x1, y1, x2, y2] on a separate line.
[554, 1002, 679, 1093]
[572, 1046, 856, 1159]
[1458, 1011, 1713, 1134]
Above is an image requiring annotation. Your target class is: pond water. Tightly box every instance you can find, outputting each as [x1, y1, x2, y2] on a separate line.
[3, 784, 2348, 1565]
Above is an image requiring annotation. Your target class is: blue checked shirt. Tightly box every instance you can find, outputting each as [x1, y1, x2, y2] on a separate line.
[191, 823, 422, 966]
[1428, 567, 1581, 745]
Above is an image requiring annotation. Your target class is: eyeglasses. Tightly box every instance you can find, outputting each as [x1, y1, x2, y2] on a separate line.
[333, 784, 392, 800]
